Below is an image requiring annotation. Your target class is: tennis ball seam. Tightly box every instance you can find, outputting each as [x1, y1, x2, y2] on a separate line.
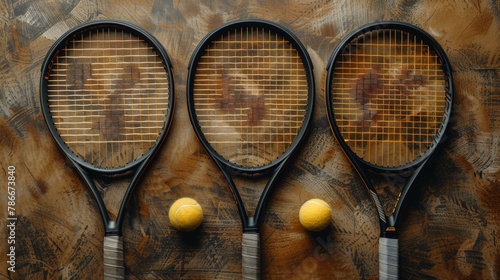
[174, 204, 201, 224]
[306, 200, 331, 210]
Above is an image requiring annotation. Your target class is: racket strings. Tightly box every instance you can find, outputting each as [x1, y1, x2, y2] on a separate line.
[47, 27, 170, 169]
[331, 29, 448, 167]
[193, 27, 309, 168]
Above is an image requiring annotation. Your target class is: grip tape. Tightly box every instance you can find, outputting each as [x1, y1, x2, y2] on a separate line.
[242, 232, 260, 280]
[379, 237, 398, 280]
[104, 235, 125, 279]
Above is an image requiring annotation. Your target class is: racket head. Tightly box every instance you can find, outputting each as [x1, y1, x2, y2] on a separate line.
[326, 21, 453, 172]
[40, 20, 174, 174]
[187, 19, 314, 175]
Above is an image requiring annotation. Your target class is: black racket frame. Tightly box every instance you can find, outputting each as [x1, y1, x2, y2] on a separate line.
[325, 21, 453, 233]
[187, 19, 315, 232]
[40, 20, 175, 235]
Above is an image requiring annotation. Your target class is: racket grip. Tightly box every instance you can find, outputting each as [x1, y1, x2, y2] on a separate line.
[379, 237, 398, 280]
[242, 232, 261, 280]
[103, 236, 125, 279]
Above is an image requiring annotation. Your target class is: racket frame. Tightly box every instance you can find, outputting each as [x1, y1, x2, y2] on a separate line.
[40, 20, 175, 235]
[187, 19, 315, 232]
[326, 21, 453, 279]
[326, 21, 453, 232]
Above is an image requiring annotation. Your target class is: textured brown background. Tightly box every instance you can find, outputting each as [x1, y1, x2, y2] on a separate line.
[1, 0, 499, 279]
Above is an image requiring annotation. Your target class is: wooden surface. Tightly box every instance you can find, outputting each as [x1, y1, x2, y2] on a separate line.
[1, 0, 499, 279]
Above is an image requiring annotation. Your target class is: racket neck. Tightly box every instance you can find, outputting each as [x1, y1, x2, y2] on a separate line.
[70, 156, 153, 236]
[113, 158, 152, 234]
[336, 146, 396, 234]
[389, 156, 431, 230]
[213, 152, 291, 233]
[376, 156, 431, 237]
[251, 158, 289, 231]
[71, 160, 113, 231]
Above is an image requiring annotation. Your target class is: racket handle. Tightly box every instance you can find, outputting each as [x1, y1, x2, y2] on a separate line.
[379, 237, 398, 280]
[103, 236, 125, 279]
[242, 232, 261, 280]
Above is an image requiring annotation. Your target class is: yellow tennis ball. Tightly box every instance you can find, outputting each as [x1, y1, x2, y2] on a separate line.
[169, 197, 203, 231]
[299, 199, 332, 232]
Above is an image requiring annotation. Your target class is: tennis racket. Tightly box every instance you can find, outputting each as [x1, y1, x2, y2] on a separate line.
[187, 19, 314, 279]
[326, 22, 453, 279]
[40, 20, 174, 279]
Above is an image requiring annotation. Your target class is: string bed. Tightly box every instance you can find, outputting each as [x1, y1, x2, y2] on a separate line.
[330, 29, 447, 167]
[46, 27, 170, 169]
[193, 27, 309, 168]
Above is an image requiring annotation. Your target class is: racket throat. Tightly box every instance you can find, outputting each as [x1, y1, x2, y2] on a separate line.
[244, 217, 258, 233]
[383, 227, 397, 238]
[106, 221, 120, 235]
[382, 216, 397, 239]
